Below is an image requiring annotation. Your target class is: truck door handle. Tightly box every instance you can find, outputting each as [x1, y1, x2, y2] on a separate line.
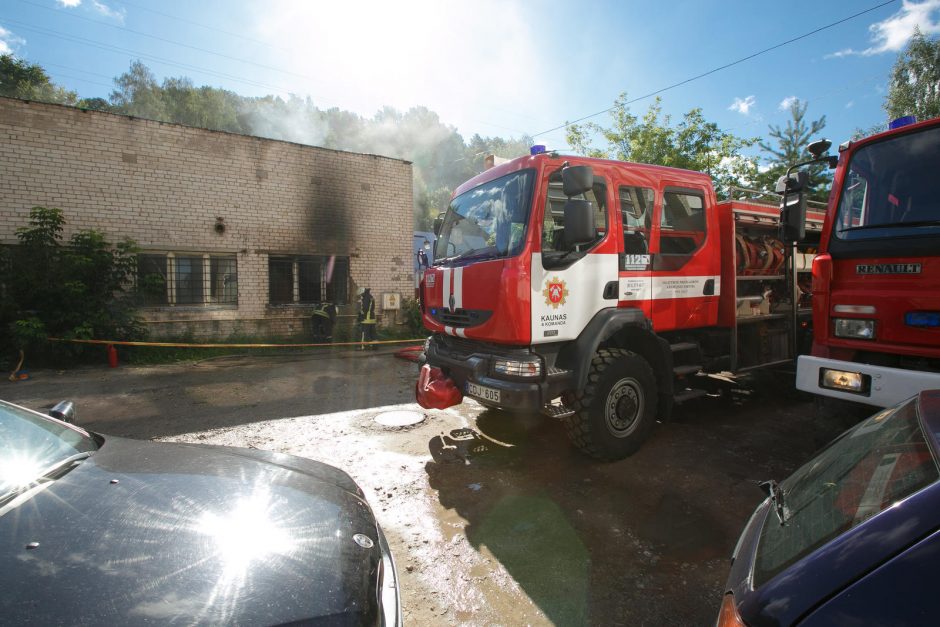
[703, 279, 715, 296]
[603, 281, 619, 300]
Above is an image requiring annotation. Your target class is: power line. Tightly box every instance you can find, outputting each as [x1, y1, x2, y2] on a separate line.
[1, 17, 316, 98]
[531, 0, 899, 138]
[17, 0, 333, 89]
[109, 0, 292, 54]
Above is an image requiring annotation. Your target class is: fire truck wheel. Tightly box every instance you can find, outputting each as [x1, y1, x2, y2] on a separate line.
[562, 348, 657, 461]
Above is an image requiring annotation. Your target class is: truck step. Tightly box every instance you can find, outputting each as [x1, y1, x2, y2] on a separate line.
[673, 364, 702, 377]
[670, 342, 699, 353]
[673, 388, 709, 404]
[542, 401, 574, 420]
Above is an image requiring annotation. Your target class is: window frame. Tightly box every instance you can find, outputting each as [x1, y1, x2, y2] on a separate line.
[268, 255, 350, 306]
[136, 252, 238, 308]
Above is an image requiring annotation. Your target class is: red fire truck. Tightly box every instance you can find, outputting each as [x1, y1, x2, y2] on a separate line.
[795, 116, 940, 408]
[417, 149, 821, 460]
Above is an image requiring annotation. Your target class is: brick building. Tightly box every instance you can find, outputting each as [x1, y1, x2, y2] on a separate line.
[0, 97, 414, 339]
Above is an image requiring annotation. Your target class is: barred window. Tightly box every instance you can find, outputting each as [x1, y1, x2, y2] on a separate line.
[269, 255, 349, 305]
[175, 256, 204, 305]
[137, 253, 237, 306]
[138, 254, 168, 306]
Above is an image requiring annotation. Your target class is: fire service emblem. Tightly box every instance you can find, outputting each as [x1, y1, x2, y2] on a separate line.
[543, 277, 569, 309]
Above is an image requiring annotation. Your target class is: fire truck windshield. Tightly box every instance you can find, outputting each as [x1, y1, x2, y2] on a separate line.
[833, 124, 940, 243]
[434, 169, 535, 265]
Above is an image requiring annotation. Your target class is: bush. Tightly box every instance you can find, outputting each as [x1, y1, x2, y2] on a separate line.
[0, 207, 146, 365]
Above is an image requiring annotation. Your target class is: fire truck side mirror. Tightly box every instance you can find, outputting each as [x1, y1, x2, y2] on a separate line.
[563, 199, 597, 248]
[432, 212, 445, 237]
[562, 165, 594, 197]
[776, 171, 808, 243]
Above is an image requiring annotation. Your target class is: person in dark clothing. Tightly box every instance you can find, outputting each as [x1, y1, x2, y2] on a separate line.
[311, 302, 337, 342]
[357, 288, 377, 350]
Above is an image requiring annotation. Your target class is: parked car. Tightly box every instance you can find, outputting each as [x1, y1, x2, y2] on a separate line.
[0, 399, 401, 626]
[718, 390, 940, 626]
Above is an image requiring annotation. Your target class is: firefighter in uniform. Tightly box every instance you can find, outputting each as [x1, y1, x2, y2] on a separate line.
[311, 302, 337, 342]
[357, 288, 377, 350]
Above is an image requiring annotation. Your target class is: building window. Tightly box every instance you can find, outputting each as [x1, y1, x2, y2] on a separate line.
[269, 255, 349, 305]
[268, 258, 294, 304]
[137, 253, 237, 306]
[138, 254, 169, 305]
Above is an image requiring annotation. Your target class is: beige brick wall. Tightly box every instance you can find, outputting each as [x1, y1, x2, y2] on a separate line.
[0, 97, 414, 339]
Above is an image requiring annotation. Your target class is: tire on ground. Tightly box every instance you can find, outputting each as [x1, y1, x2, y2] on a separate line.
[562, 348, 658, 461]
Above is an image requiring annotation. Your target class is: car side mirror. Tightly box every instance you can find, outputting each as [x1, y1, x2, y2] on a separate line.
[432, 212, 445, 237]
[563, 199, 596, 248]
[776, 171, 808, 243]
[49, 400, 75, 423]
[562, 165, 594, 197]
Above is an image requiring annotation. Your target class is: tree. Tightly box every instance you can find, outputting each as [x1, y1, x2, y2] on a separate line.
[565, 94, 759, 198]
[884, 27, 940, 122]
[110, 60, 169, 121]
[756, 99, 831, 202]
[0, 54, 77, 105]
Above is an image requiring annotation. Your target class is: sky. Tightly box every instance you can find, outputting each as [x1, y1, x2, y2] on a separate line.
[1, 0, 939, 162]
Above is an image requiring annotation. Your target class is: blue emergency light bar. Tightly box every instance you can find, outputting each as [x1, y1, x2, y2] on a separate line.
[530, 145, 547, 155]
[889, 115, 917, 130]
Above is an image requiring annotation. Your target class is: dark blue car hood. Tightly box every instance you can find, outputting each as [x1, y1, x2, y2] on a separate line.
[0, 437, 382, 625]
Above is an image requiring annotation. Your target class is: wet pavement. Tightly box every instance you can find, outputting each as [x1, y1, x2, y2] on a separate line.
[3, 351, 860, 625]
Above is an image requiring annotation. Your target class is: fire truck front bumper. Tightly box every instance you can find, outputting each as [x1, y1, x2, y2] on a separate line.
[796, 355, 940, 408]
[424, 335, 573, 411]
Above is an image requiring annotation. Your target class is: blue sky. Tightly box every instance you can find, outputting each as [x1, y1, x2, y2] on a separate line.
[1, 0, 938, 161]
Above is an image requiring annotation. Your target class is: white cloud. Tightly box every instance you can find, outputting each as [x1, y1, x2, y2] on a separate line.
[728, 95, 756, 115]
[828, 0, 940, 57]
[56, 0, 82, 7]
[91, 0, 125, 23]
[778, 95, 799, 111]
[0, 24, 25, 54]
[252, 0, 552, 139]
[845, 100, 855, 109]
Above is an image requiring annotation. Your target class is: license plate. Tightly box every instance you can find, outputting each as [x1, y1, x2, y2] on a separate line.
[466, 382, 500, 403]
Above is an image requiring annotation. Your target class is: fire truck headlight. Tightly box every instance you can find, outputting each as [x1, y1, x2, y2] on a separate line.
[833, 318, 876, 340]
[493, 359, 541, 377]
[819, 368, 871, 395]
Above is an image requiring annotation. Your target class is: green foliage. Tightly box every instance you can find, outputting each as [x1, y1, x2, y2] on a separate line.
[400, 297, 424, 337]
[0, 54, 77, 105]
[885, 28, 940, 122]
[756, 99, 831, 203]
[565, 95, 759, 198]
[0, 207, 146, 361]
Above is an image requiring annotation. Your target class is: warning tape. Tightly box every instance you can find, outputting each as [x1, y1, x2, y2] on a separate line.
[47, 337, 427, 349]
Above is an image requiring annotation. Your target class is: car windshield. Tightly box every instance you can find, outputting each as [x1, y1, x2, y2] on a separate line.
[434, 169, 534, 264]
[754, 398, 940, 586]
[0, 401, 98, 499]
[833, 124, 940, 241]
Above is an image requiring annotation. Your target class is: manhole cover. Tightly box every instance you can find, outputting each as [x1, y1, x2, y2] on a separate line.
[374, 410, 426, 427]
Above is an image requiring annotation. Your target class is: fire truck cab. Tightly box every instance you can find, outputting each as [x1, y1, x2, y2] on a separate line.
[420, 150, 816, 459]
[795, 116, 940, 407]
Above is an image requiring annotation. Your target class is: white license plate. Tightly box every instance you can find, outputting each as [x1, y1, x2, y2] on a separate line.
[466, 382, 500, 403]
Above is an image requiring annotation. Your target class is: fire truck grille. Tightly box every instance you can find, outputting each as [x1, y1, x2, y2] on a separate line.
[432, 308, 493, 328]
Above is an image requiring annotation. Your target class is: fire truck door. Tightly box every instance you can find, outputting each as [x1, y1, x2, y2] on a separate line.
[650, 185, 721, 330]
[531, 174, 619, 344]
[617, 184, 655, 317]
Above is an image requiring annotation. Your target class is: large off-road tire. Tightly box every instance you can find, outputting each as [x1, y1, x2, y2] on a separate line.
[562, 348, 658, 461]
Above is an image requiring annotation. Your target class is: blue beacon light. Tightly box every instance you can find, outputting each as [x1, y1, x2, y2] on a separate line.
[889, 115, 917, 130]
[530, 145, 547, 155]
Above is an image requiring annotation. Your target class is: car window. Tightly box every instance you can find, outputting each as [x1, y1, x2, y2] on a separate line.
[620, 185, 654, 255]
[0, 402, 97, 498]
[753, 399, 939, 586]
[542, 176, 608, 255]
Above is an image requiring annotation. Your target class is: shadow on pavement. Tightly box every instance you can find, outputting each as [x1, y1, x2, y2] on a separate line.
[424, 373, 854, 625]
